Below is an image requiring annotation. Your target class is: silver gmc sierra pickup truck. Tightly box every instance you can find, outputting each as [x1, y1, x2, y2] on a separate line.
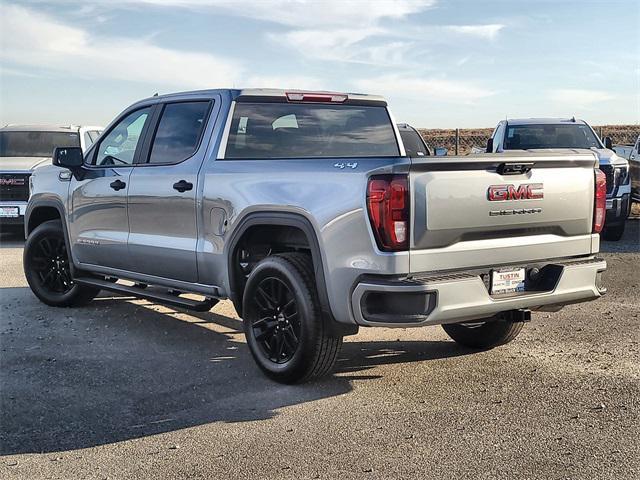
[24, 89, 607, 383]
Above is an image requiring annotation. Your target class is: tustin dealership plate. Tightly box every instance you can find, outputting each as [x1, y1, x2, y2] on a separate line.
[491, 268, 526, 295]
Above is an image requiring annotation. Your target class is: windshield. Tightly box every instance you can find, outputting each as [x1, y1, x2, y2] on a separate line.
[0, 131, 81, 157]
[504, 124, 602, 150]
[225, 102, 399, 159]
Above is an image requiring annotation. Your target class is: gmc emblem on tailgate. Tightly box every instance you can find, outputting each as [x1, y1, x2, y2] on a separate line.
[0, 178, 25, 186]
[487, 183, 543, 201]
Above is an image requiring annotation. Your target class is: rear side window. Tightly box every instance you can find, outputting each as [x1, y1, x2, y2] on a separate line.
[225, 103, 399, 159]
[148, 101, 210, 164]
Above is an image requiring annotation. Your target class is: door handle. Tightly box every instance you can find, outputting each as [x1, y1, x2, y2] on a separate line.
[109, 179, 126, 191]
[173, 180, 193, 192]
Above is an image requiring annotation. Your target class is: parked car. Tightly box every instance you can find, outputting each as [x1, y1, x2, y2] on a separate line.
[612, 144, 633, 160]
[628, 134, 640, 202]
[0, 125, 102, 232]
[486, 118, 631, 241]
[397, 123, 431, 156]
[397, 123, 449, 156]
[24, 89, 606, 383]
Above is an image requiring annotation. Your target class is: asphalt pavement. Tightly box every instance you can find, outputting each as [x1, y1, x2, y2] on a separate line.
[1, 222, 638, 479]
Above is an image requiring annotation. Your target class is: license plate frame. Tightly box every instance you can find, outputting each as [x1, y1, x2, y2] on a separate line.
[490, 268, 526, 295]
[0, 207, 20, 218]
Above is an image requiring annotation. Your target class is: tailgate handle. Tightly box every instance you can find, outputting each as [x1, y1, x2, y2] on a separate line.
[497, 162, 534, 175]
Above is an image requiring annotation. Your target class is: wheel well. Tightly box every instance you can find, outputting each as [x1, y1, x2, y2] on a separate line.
[230, 224, 311, 314]
[27, 206, 62, 234]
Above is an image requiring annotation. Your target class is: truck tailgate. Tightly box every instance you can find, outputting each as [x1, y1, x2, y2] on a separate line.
[409, 152, 599, 273]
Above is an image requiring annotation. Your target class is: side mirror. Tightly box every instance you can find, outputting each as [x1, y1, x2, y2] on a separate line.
[434, 147, 448, 156]
[486, 138, 494, 153]
[603, 136, 613, 149]
[53, 147, 84, 169]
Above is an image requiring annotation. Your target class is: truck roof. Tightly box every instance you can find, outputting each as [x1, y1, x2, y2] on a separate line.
[138, 88, 387, 106]
[0, 124, 99, 132]
[503, 118, 588, 126]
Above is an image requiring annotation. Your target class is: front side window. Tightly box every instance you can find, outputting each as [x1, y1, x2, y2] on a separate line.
[225, 102, 399, 159]
[147, 101, 210, 164]
[504, 124, 602, 150]
[94, 108, 151, 166]
[0, 131, 80, 158]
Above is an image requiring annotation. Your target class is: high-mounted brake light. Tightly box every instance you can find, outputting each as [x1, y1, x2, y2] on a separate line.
[367, 174, 409, 252]
[286, 92, 348, 103]
[593, 168, 606, 233]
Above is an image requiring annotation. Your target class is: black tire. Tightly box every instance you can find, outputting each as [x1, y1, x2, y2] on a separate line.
[442, 318, 524, 349]
[24, 220, 100, 307]
[242, 253, 342, 384]
[602, 223, 625, 241]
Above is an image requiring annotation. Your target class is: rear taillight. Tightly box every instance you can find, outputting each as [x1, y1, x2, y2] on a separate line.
[367, 174, 409, 251]
[593, 168, 606, 233]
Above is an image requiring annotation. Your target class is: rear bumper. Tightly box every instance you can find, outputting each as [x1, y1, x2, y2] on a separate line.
[351, 258, 606, 327]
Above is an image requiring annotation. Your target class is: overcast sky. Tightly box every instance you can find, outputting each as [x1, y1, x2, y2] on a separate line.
[1, 0, 638, 128]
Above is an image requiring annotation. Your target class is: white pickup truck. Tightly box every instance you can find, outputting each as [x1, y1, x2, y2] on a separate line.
[486, 118, 631, 240]
[0, 125, 102, 233]
[614, 134, 640, 203]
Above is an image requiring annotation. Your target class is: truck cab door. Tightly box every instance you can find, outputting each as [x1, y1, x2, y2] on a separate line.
[127, 99, 216, 283]
[69, 107, 153, 271]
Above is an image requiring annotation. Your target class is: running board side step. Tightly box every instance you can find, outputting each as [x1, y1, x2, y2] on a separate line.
[74, 277, 218, 312]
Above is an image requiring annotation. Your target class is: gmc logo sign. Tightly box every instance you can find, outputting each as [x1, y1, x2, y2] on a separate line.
[0, 178, 25, 186]
[488, 183, 543, 201]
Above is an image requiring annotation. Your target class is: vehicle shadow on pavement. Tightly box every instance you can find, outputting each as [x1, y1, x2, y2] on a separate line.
[0, 289, 469, 455]
[337, 340, 470, 374]
[0, 230, 25, 248]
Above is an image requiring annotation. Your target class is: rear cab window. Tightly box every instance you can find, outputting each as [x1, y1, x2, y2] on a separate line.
[225, 102, 399, 159]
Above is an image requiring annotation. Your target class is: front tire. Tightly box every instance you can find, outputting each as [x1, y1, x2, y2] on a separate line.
[24, 220, 99, 307]
[442, 318, 524, 349]
[242, 253, 342, 384]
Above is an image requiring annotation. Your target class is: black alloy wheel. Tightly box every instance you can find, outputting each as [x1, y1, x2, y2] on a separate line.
[242, 253, 343, 383]
[30, 235, 73, 294]
[24, 220, 99, 307]
[251, 276, 301, 364]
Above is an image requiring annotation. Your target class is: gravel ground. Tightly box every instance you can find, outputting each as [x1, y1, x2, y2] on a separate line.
[1, 221, 638, 480]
